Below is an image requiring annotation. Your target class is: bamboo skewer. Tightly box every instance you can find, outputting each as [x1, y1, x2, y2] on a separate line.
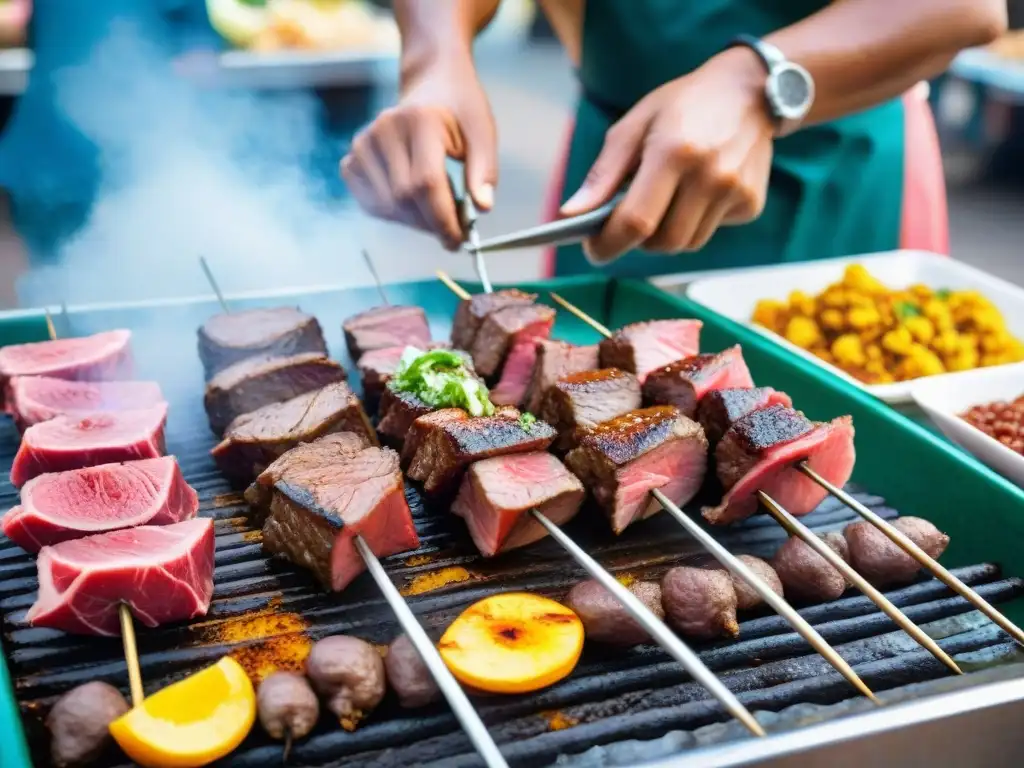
[198, 260, 510, 768]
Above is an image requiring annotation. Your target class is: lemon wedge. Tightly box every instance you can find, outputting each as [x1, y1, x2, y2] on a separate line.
[109, 657, 256, 767]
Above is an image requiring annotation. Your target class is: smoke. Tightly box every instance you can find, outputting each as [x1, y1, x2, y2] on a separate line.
[18, 21, 372, 307]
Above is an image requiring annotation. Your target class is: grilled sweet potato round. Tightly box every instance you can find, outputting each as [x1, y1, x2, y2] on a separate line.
[661, 565, 739, 639]
[564, 579, 664, 646]
[845, 517, 950, 588]
[384, 634, 441, 708]
[47, 681, 129, 767]
[257, 671, 320, 741]
[306, 636, 386, 728]
[772, 532, 850, 603]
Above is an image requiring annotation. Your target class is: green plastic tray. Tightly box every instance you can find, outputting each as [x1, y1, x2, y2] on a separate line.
[1, 275, 1022, 768]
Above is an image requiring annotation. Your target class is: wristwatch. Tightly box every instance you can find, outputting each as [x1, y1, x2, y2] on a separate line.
[729, 34, 815, 137]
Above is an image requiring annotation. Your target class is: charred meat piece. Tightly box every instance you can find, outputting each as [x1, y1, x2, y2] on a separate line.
[198, 307, 326, 379]
[356, 346, 406, 412]
[400, 408, 468, 467]
[249, 436, 419, 591]
[212, 382, 376, 482]
[451, 452, 584, 556]
[565, 406, 708, 534]
[376, 387, 434, 449]
[704, 405, 856, 525]
[772, 531, 850, 602]
[697, 387, 793, 448]
[385, 634, 441, 708]
[564, 579, 663, 646]
[407, 414, 557, 496]
[451, 289, 536, 350]
[662, 564, 739, 640]
[6, 376, 165, 432]
[598, 319, 701, 383]
[343, 305, 431, 361]
[845, 517, 949, 587]
[471, 303, 555, 380]
[641, 345, 754, 418]
[204, 353, 346, 436]
[539, 368, 641, 451]
[522, 340, 600, 414]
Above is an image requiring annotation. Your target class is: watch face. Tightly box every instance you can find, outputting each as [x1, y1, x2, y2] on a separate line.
[769, 63, 814, 121]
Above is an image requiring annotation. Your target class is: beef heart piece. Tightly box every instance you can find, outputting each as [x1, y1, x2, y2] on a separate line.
[598, 319, 701, 383]
[450, 289, 536, 350]
[197, 307, 327, 379]
[522, 340, 600, 415]
[697, 387, 793, 448]
[641, 345, 753, 417]
[539, 368, 641, 451]
[343, 305, 431, 361]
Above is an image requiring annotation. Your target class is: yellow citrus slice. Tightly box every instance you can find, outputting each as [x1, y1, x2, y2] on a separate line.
[439, 592, 584, 694]
[109, 656, 256, 767]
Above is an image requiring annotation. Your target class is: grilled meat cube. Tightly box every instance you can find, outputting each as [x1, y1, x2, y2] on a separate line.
[377, 387, 434, 449]
[641, 345, 753, 417]
[451, 452, 584, 556]
[522, 340, 600, 414]
[204, 353, 347, 436]
[451, 289, 536, 350]
[565, 406, 708, 534]
[471, 303, 556, 380]
[539, 368, 641, 451]
[248, 435, 419, 591]
[400, 408, 468, 467]
[342, 305, 431, 361]
[598, 319, 702, 383]
[845, 517, 949, 588]
[198, 307, 326, 379]
[491, 336, 547, 407]
[704, 405, 856, 525]
[772, 532, 850, 602]
[212, 382, 376, 482]
[407, 414, 557, 496]
[697, 387, 793, 448]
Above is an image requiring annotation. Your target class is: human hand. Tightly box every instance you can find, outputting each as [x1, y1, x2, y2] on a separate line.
[561, 47, 776, 264]
[341, 53, 497, 250]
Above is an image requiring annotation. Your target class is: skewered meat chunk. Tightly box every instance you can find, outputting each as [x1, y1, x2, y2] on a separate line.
[343, 305, 431, 361]
[641, 345, 754, 418]
[6, 376, 165, 431]
[471, 303, 556, 379]
[407, 414, 557, 496]
[772, 532, 850, 602]
[385, 634, 441, 708]
[204, 352, 347, 436]
[564, 579, 663, 646]
[703, 405, 856, 526]
[47, 682, 130, 767]
[357, 343, 470, 412]
[598, 319, 701, 383]
[306, 636, 387, 726]
[451, 452, 584, 556]
[539, 368, 642, 451]
[845, 517, 950, 587]
[400, 408, 468, 467]
[697, 387, 793, 448]
[451, 289, 536, 350]
[565, 406, 708, 534]
[662, 564, 739, 640]
[212, 381, 376, 482]
[377, 387, 434, 448]
[522, 340, 600, 414]
[491, 332, 551, 407]
[729, 554, 784, 610]
[198, 307, 326, 379]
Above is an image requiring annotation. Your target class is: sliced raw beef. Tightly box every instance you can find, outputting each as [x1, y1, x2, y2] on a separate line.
[11, 405, 168, 488]
[703, 406, 856, 525]
[407, 414, 557, 496]
[248, 436, 420, 591]
[490, 317, 557, 407]
[641, 346, 754, 417]
[539, 368, 641, 451]
[357, 343, 467, 412]
[26, 517, 215, 636]
[697, 387, 793, 448]
[0, 330, 132, 398]
[212, 382, 376, 482]
[197, 307, 327, 379]
[599, 320, 702, 383]
[376, 387, 434, 449]
[452, 452, 584, 556]
[565, 406, 708, 534]
[204, 353, 346, 436]
[6, 376, 165, 431]
[522, 340, 600, 414]
[3, 457, 198, 552]
[451, 289, 536, 350]
[343, 305, 431, 361]
[471, 304, 556, 380]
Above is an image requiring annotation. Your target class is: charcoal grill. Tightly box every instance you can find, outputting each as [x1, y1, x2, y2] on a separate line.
[2, 275, 1024, 768]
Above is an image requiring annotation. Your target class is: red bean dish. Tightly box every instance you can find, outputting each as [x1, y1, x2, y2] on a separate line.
[961, 395, 1024, 455]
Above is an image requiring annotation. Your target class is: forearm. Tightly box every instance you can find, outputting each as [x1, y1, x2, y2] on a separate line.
[395, 0, 500, 90]
[763, 0, 1006, 124]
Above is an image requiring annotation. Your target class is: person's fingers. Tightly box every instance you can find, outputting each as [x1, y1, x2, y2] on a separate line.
[722, 144, 771, 225]
[347, 130, 395, 215]
[409, 127, 463, 249]
[460, 108, 498, 211]
[686, 190, 735, 251]
[371, 114, 414, 208]
[642, 176, 715, 254]
[342, 159, 392, 220]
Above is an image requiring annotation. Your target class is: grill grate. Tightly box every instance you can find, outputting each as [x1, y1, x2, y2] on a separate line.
[1, 414, 1021, 768]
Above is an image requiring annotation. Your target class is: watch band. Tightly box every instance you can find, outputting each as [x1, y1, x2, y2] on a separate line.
[729, 34, 785, 71]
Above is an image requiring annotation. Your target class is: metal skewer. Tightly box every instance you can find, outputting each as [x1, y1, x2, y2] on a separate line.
[447, 165, 493, 293]
[547, 291, 882, 701]
[798, 462, 1024, 647]
[436, 270, 766, 737]
[199, 260, 509, 768]
[361, 249, 390, 306]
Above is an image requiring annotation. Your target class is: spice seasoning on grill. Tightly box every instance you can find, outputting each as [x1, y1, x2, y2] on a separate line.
[400, 566, 473, 596]
[961, 395, 1024, 455]
[201, 610, 313, 683]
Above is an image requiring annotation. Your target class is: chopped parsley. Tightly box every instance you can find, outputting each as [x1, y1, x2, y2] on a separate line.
[936, 288, 952, 301]
[894, 301, 922, 320]
[391, 348, 495, 417]
[519, 412, 537, 431]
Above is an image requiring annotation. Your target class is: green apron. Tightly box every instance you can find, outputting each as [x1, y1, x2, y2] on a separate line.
[554, 0, 904, 277]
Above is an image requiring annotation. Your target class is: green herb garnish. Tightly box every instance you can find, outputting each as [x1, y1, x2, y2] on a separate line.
[936, 288, 951, 301]
[519, 412, 537, 431]
[391, 348, 495, 417]
[894, 301, 922, 320]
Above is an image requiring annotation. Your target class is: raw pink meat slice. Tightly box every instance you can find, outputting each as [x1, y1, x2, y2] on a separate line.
[6, 376, 165, 430]
[490, 312, 555, 407]
[3, 457, 198, 552]
[26, 518, 215, 636]
[10, 405, 168, 488]
[0, 330, 132, 390]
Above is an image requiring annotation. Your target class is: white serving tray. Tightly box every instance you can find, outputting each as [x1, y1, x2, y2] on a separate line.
[909, 363, 1024, 488]
[675, 250, 1024, 404]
